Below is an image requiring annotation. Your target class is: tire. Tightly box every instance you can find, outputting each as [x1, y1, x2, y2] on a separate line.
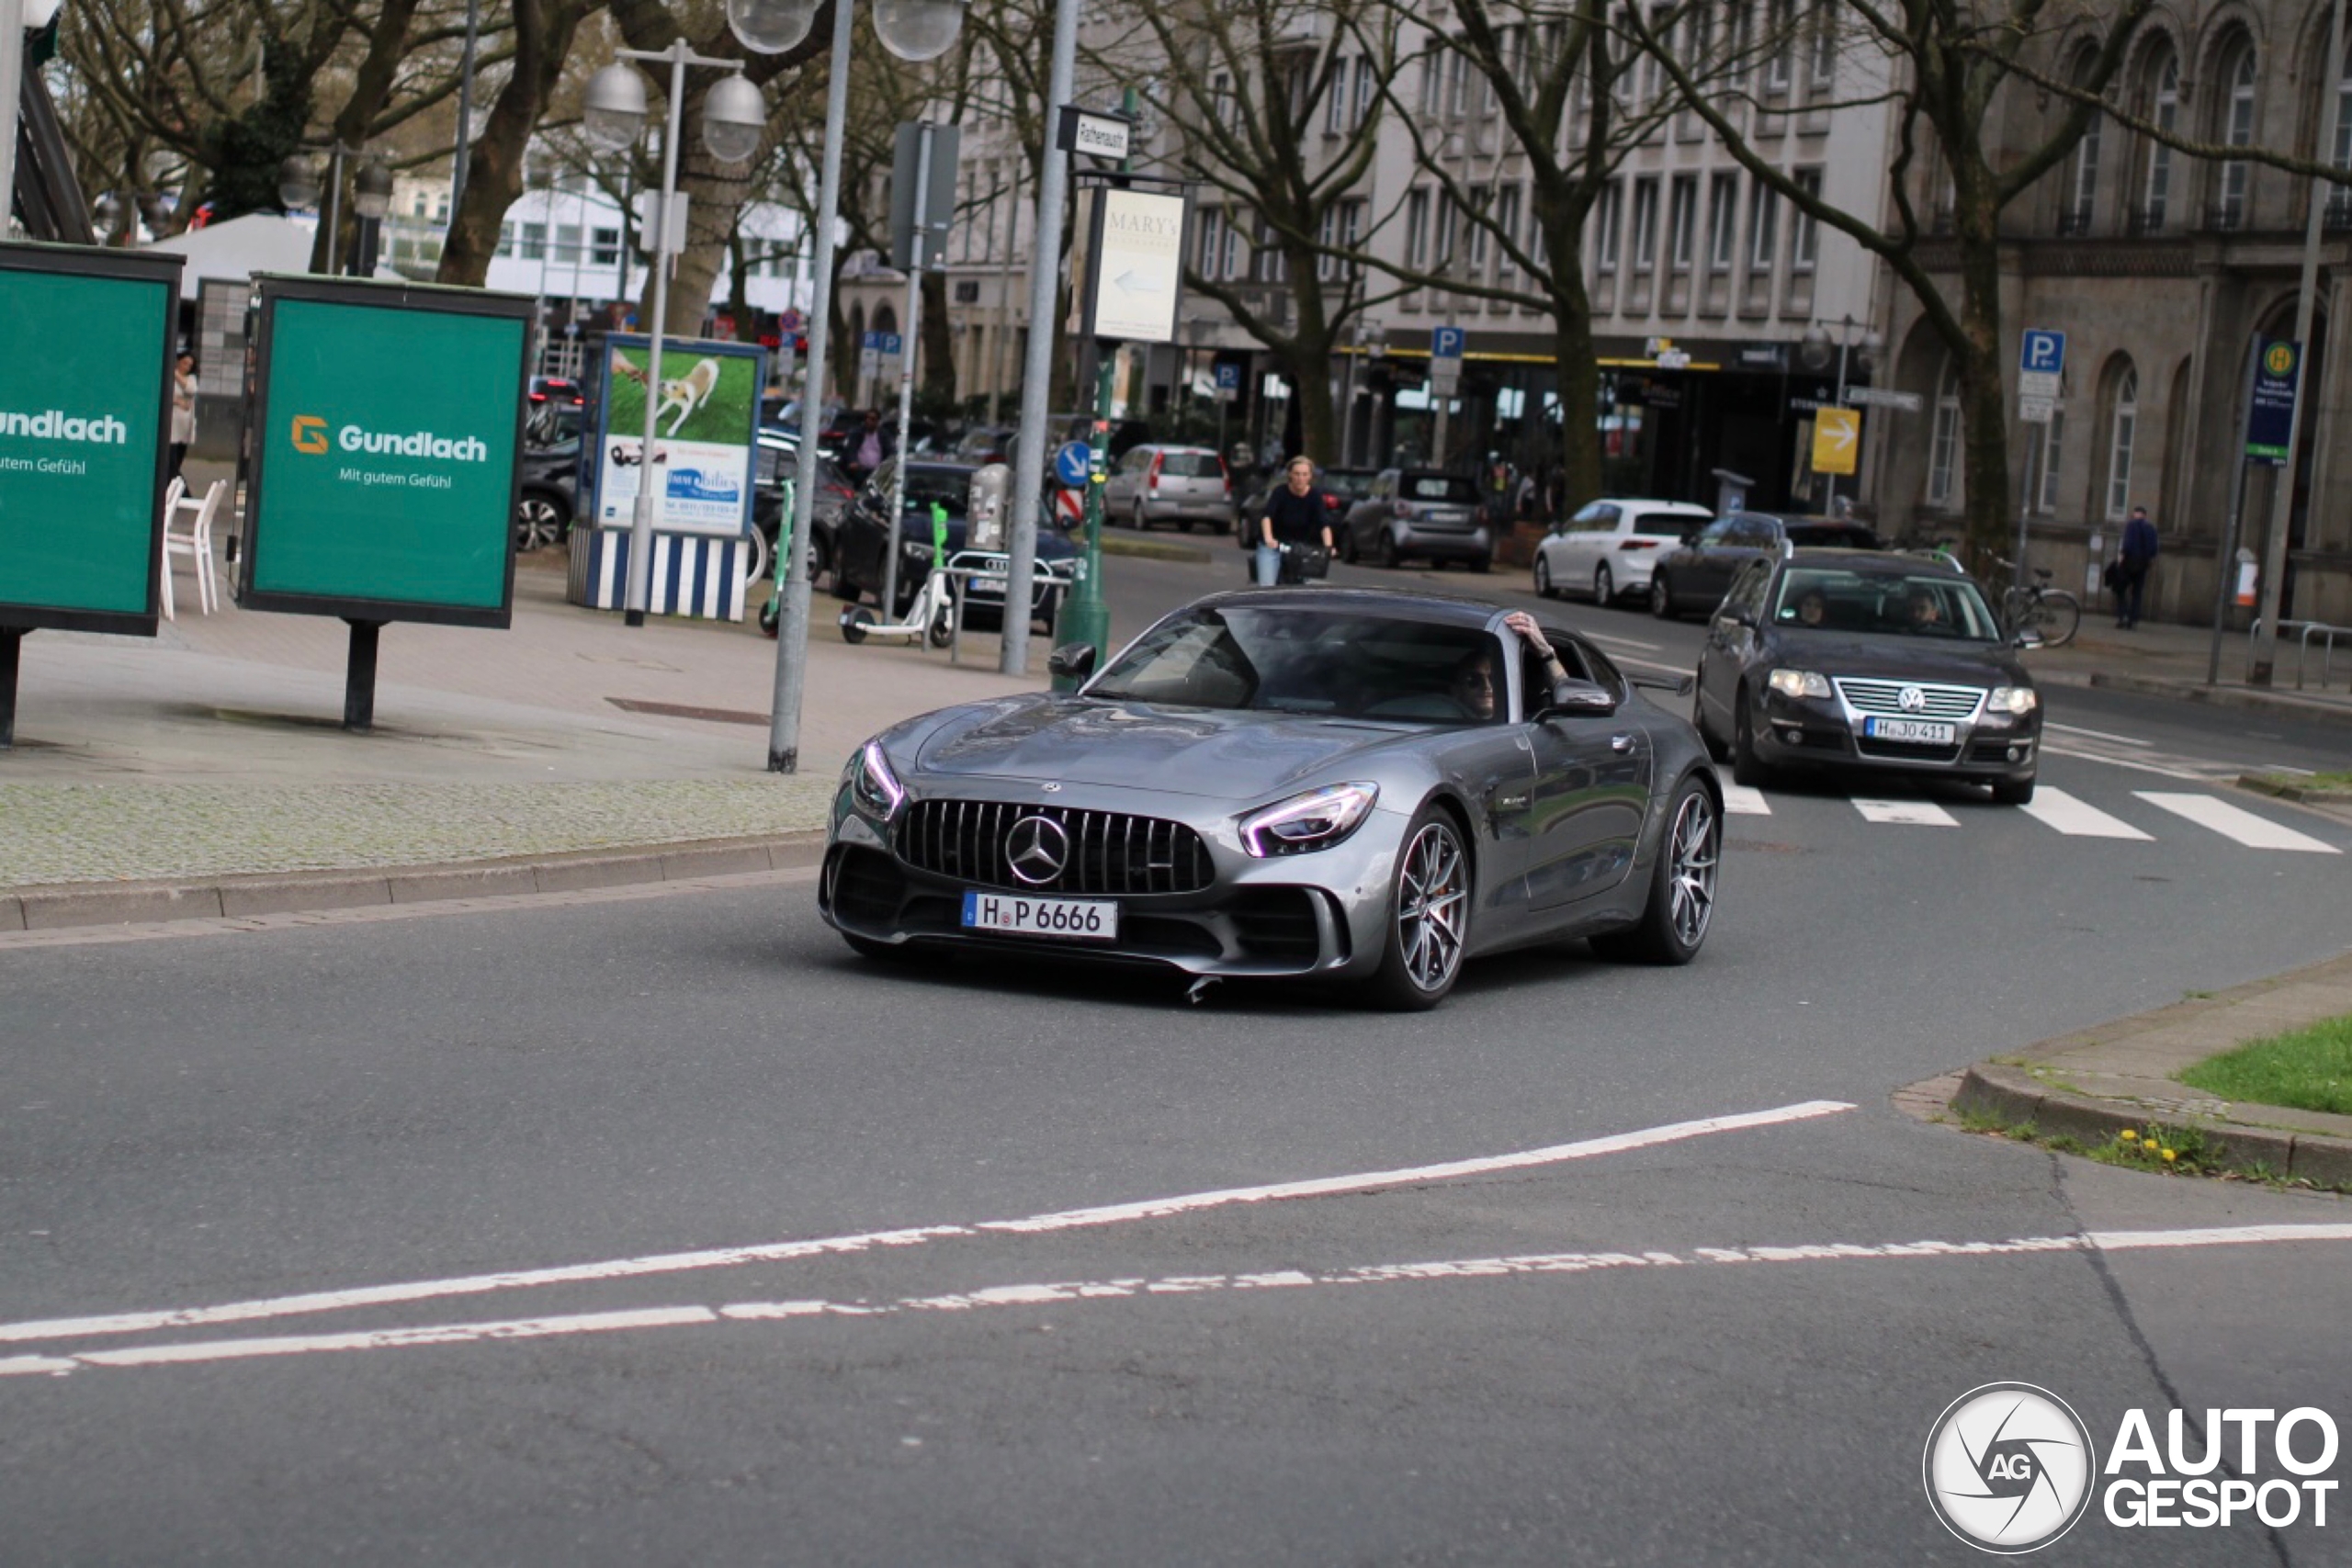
[1731, 689, 1770, 788]
[1590, 777, 1720, 964]
[1366, 807, 1473, 1011]
[840, 605, 876, 644]
[1376, 529, 1400, 569]
[1340, 531, 1359, 565]
[927, 603, 955, 649]
[1593, 562, 1615, 604]
[1132, 503, 1150, 532]
[741, 527, 774, 591]
[1533, 555, 1555, 598]
[1991, 774, 2038, 807]
[809, 531, 834, 586]
[514, 493, 569, 552]
[2031, 591, 2081, 649]
[1650, 575, 1677, 620]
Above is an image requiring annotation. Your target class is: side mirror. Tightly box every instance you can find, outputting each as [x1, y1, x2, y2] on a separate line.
[2012, 627, 2044, 650]
[1046, 642, 1098, 681]
[1721, 605, 1757, 629]
[1681, 531, 1699, 547]
[1541, 677, 1620, 717]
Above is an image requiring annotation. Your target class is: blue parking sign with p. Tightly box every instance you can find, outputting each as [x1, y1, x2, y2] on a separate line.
[2020, 330, 2065, 375]
[1214, 363, 1240, 390]
[1432, 326, 1465, 360]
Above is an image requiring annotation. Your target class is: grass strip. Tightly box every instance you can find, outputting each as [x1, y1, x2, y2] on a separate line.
[2179, 1013, 2352, 1116]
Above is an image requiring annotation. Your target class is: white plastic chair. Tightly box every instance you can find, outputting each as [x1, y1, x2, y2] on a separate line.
[157, 476, 187, 620]
[163, 478, 226, 615]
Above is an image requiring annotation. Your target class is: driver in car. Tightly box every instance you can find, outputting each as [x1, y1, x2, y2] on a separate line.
[1452, 612, 1569, 720]
[1907, 590, 1947, 631]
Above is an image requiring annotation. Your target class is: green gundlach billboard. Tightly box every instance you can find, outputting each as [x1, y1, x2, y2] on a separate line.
[0, 244, 181, 634]
[243, 277, 532, 626]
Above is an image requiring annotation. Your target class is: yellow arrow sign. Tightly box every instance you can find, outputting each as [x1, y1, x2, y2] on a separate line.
[1812, 407, 1860, 476]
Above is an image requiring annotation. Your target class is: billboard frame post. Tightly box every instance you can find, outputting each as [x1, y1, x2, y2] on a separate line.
[0, 627, 19, 749]
[343, 618, 382, 731]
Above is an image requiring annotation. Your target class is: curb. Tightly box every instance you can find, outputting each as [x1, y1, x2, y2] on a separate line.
[1950, 1065, 2352, 1190]
[0, 830, 830, 933]
[2084, 671, 2352, 728]
[2238, 773, 2352, 807]
[1100, 534, 1215, 564]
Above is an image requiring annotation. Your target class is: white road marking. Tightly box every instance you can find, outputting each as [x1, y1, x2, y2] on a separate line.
[2036, 742, 2218, 782]
[1852, 798, 1959, 827]
[2017, 787, 2154, 840]
[10, 1223, 2347, 1380]
[2134, 792, 2341, 853]
[0, 1100, 1854, 1349]
[1719, 784, 1771, 817]
[1582, 632, 1662, 652]
[2044, 722, 2152, 748]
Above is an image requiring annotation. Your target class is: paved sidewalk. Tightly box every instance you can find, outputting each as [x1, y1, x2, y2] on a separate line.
[2024, 614, 2352, 728]
[1946, 948, 2352, 1190]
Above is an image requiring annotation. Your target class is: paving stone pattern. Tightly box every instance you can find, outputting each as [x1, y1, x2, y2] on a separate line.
[0, 778, 838, 887]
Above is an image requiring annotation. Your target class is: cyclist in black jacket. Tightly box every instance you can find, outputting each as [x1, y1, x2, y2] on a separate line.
[1257, 457, 1336, 585]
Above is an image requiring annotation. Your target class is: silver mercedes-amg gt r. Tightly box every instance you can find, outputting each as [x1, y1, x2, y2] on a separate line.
[820, 587, 1723, 1008]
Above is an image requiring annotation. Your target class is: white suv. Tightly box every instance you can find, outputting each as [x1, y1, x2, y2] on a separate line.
[1533, 498, 1715, 605]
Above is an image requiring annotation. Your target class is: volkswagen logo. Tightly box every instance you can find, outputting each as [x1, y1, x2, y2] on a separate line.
[1899, 684, 1928, 713]
[1005, 815, 1069, 886]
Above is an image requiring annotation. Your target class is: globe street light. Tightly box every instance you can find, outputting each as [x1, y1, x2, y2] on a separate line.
[277, 154, 322, 213]
[766, 0, 967, 770]
[585, 45, 763, 627]
[870, 0, 966, 61]
[727, 0, 820, 56]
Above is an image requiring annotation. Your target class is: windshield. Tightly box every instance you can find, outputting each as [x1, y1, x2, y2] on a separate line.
[1401, 474, 1478, 504]
[1159, 452, 1223, 478]
[1770, 568, 2002, 640]
[1088, 607, 1507, 722]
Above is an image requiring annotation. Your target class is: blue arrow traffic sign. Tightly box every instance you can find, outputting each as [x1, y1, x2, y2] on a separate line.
[1054, 441, 1093, 488]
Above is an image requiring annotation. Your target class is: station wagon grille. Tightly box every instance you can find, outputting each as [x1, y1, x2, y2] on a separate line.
[1833, 678, 1984, 721]
[897, 799, 1215, 896]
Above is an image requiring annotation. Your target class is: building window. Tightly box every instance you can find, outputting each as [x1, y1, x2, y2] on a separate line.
[2143, 52, 2178, 231]
[1495, 185, 1521, 279]
[519, 222, 547, 261]
[2105, 366, 2139, 520]
[2216, 45, 2256, 227]
[1197, 208, 1224, 278]
[1668, 176, 1696, 271]
[411, 190, 428, 218]
[1419, 46, 1443, 116]
[1789, 169, 1821, 269]
[1318, 207, 1341, 279]
[1212, 72, 1236, 131]
[2036, 411, 2066, 513]
[1747, 186, 1778, 274]
[1253, 218, 1283, 284]
[1434, 192, 1459, 269]
[1807, 0, 1836, 88]
[496, 222, 515, 257]
[1706, 175, 1737, 271]
[2068, 108, 2101, 231]
[1448, 45, 1471, 118]
[1631, 177, 1659, 273]
[1928, 362, 1962, 505]
[1764, 0, 1793, 91]
[1594, 182, 1623, 274]
[554, 224, 582, 265]
[592, 227, 620, 266]
[1406, 187, 1431, 270]
[1465, 187, 1491, 274]
[1353, 57, 1375, 128]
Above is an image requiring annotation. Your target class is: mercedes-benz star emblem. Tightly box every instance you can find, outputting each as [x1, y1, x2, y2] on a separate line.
[1006, 815, 1069, 886]
[1899, 684, 1928, 713]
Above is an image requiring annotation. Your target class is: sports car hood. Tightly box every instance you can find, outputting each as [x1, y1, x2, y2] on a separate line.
[911, 694, 1419, 796]
[1761, 629, 2030, 685]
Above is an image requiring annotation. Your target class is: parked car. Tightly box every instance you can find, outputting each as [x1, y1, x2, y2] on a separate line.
[832, 457, 1080, 632]
[1649, 513, 1883, 620]
[751, 429, 856, 585]
[1102, 445, 1238, 533]
[952, 425, 1018, 465]
[1532, 498, 1715, 605]
[820, 588, 1723, 1008]
[1340, 468, 1493, 569]
[1691, 547, 2042, 804]
[514, 434, 579, 551]
[1237, 466, 1377, 549]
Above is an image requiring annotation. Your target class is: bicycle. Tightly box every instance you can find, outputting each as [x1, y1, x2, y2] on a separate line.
[1993, 557, 2081, 648]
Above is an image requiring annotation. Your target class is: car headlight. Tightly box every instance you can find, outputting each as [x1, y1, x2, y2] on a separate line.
[1985, 685, 2039, 715]
[847, 739, 906, 819]
[900, 538, 933, 560]
[1238, 783, 1378, 857]
[1767, 669, 1832, 700]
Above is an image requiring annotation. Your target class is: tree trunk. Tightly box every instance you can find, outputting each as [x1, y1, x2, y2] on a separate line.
[1953, 214, 2013, 568]
[1546, 243, 1602, 515]
[306, 0, 423, 273]
[645, 121, 755, 338]
[436, 0, 590, 288]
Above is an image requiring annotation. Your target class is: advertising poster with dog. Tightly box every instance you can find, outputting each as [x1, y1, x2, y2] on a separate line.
[591, 336, 763, 538]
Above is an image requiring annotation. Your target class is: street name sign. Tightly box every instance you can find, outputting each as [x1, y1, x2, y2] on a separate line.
[0, 243, 183, 636]
[241, 275, 532, 626]
[1056, 107, 1134, 163]
[1845, 386, 1923, 412]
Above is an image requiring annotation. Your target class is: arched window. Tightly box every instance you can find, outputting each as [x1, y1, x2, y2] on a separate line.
[2330, 40, 2352, 226]
[1928, 361, 1962, 506]
[2064, 48, 2103, 232]
[2143, 51, 2180, 231]
[2105, 365, 2140, 520]
[2216, 43, 2257, 228]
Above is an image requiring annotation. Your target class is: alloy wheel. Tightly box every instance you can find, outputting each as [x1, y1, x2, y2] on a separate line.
[514, 496, 564, 552]
[1395, 820, 1468, 993]
[1664, 792, 1719, 949]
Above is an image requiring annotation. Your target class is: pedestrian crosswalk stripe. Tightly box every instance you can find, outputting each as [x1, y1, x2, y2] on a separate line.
[1720, 783, 1770, 816]
[2133, 793, 2341, 853]
[1852, 798, 1958, 827]
[2018, 787, 2154, 840]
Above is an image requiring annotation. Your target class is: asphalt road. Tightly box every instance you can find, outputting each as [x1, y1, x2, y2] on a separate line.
[5, 546, 2349, 1565]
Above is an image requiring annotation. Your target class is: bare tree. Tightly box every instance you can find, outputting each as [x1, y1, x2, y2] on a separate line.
[1634, 0, 2157, 562]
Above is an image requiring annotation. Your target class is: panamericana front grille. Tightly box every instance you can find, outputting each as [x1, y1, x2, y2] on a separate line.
[1833, 677, 1984, 720]
[897, 799, 1215, 896]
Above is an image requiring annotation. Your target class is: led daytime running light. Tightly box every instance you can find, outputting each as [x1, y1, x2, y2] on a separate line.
[1239, 783, 1378, 857]
[855, 739, 907, 818]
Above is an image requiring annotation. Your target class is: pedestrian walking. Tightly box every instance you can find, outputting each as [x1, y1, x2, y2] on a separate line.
[1258, 456, 1334, 587]
[169, 352, 197, 481]
[2116, 504, 2159, 628]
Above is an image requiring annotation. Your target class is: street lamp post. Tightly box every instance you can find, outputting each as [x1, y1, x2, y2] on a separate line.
[277, 149, 393, 276]
[582, 46, 766, 627]
[1800, 314, 1880, 515]
[752, 0, 968, 771]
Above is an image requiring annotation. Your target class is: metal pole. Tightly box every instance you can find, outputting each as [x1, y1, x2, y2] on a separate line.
[1000, 0, 1083, 675]
[0, 0, 23, 241]
[342, 619, 381, 731]
[2208, 333, 2262, 683]
[2250, 0, 2348, 683]
[0, 627, 21, 749]
[625, 42, 688, 629]
[326, 144, 345, 276]
[880, 120, 933, 623]
[1826, 334, 1849, 514]
[451, 0, 481, 218]
[767, 0, 856, 773]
